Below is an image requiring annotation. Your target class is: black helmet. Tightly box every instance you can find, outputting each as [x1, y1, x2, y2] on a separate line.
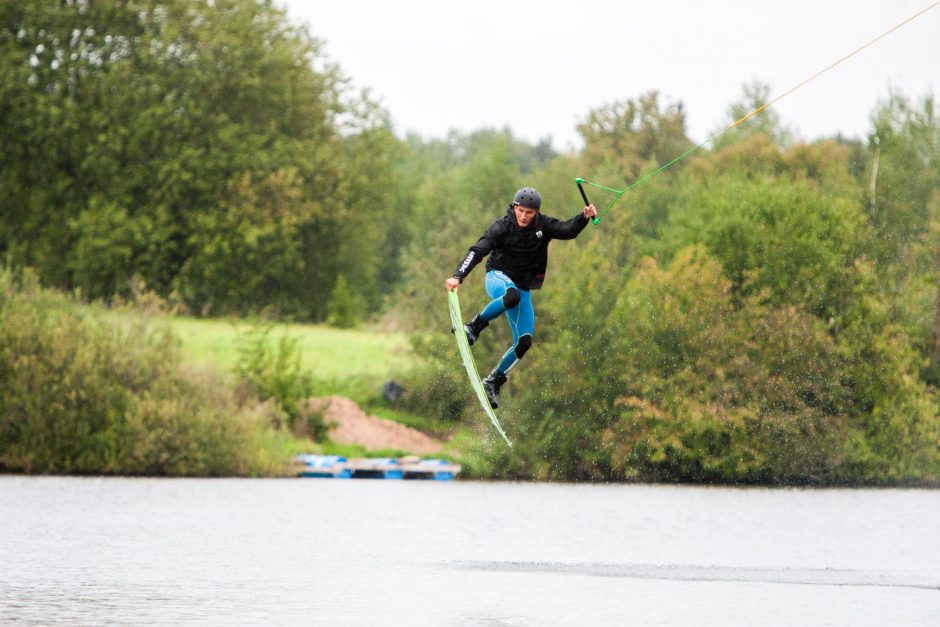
[512, 187, 541, 210]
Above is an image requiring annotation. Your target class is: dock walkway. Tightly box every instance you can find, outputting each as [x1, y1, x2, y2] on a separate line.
[294, 454, 461, 480]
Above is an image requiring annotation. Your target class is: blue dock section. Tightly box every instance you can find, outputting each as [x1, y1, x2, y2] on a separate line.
[294, 454, 461, 480]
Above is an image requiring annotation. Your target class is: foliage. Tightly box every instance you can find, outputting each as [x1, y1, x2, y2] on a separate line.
[866, 93, 940, 386]
[326, 274, 360, 329]
[235, 321, 323, 438]
[661, 137, 870, 322]
[2, 1, 938, 484]
[0, 268, 295, 475]
[578, 90, 692, 184]
[599, 248, 853, 483]
[711, 80, 794, 149]
[0, 0, 398, 320]
[399, 92, 940, 486]
[392, 133, 523, 329]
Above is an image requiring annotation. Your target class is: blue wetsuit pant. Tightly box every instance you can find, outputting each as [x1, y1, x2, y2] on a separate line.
[478, 270, 534, 375]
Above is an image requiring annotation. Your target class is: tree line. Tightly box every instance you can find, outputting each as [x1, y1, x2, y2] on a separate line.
[399, 87, 940, 484]
[2, 0, 939, 483]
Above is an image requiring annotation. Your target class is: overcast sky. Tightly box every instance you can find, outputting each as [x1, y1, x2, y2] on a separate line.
[279, 0, 939, 150]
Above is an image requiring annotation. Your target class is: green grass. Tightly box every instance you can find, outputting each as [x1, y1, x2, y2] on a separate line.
[163, 314, 457, 440]
[159, 314, 483, 463]
[164, 316, 414, 381]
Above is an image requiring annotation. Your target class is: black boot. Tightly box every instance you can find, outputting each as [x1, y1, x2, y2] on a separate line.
[481, 369, 507, 409]
[463, 314, 488, 346]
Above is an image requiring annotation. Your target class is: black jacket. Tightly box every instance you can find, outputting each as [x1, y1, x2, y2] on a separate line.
[453, 206, 589, 290]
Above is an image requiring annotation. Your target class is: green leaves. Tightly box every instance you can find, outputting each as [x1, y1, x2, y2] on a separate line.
[410, 94, 940, 485]
[0, 267, 291, 476]
[0, 0, 397, 320]
[235, 321, 321, 438]
[663, 140, 869, 321]
[578, 90, 692, 184]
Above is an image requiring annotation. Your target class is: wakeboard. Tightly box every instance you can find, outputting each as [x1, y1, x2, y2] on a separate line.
[447, 290, 512, 447]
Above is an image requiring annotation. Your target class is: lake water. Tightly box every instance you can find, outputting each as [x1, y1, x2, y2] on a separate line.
[1, 477, 938, 626]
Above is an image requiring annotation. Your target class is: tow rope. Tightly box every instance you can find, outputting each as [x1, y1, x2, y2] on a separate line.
[577, 1, 940, 225]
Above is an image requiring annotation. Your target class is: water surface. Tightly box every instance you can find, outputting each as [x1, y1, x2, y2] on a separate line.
[1, 477, 938, 625]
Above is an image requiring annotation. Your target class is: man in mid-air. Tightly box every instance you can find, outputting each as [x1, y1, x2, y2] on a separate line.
[445, 187, 596, 408]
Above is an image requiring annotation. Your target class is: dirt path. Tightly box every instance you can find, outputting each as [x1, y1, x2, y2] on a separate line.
[306, 396, 444, 455]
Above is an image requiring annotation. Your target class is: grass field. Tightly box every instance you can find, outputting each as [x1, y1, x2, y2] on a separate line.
[164, 316, 415, 382]
[160, 315, 481, 462]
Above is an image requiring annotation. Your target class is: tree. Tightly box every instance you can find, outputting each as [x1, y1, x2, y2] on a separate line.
[577, 91, 691, 184]
[662, 139, 869, 322]
[866, 92, 940, 382]
[711, 80, 793, 150]
[0, 0, 399, 319]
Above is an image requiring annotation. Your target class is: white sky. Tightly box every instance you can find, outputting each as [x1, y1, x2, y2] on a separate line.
[280, 0, 939, 150]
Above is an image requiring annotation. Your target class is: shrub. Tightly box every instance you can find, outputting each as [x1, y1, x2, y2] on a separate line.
[235, 322, 324, 439]
[0, 268, 295, 476]
[326, 274, 360, 328]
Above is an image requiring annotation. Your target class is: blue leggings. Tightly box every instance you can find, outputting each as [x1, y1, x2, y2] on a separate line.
[479, 271, 534, 374]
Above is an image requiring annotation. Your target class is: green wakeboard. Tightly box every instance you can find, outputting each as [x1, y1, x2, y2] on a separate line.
[447, 290, 512, 447]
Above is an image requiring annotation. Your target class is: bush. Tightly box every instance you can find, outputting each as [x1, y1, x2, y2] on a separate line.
[0, 268, 295, 476]
[398, 333, 480, 424]
[235, 322, 324, 439]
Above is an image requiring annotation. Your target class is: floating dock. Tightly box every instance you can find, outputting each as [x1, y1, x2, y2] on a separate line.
[294, 454, 461, 481]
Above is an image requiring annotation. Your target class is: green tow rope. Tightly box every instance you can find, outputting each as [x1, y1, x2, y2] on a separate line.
[578, 137, 706, 224]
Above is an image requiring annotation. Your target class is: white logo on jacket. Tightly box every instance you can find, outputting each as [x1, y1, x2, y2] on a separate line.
[458, 252, 475, 272]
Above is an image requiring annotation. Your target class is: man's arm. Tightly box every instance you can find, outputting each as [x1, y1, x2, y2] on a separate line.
[544, 205, 596, 240]
[447, 222, 503, 290]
